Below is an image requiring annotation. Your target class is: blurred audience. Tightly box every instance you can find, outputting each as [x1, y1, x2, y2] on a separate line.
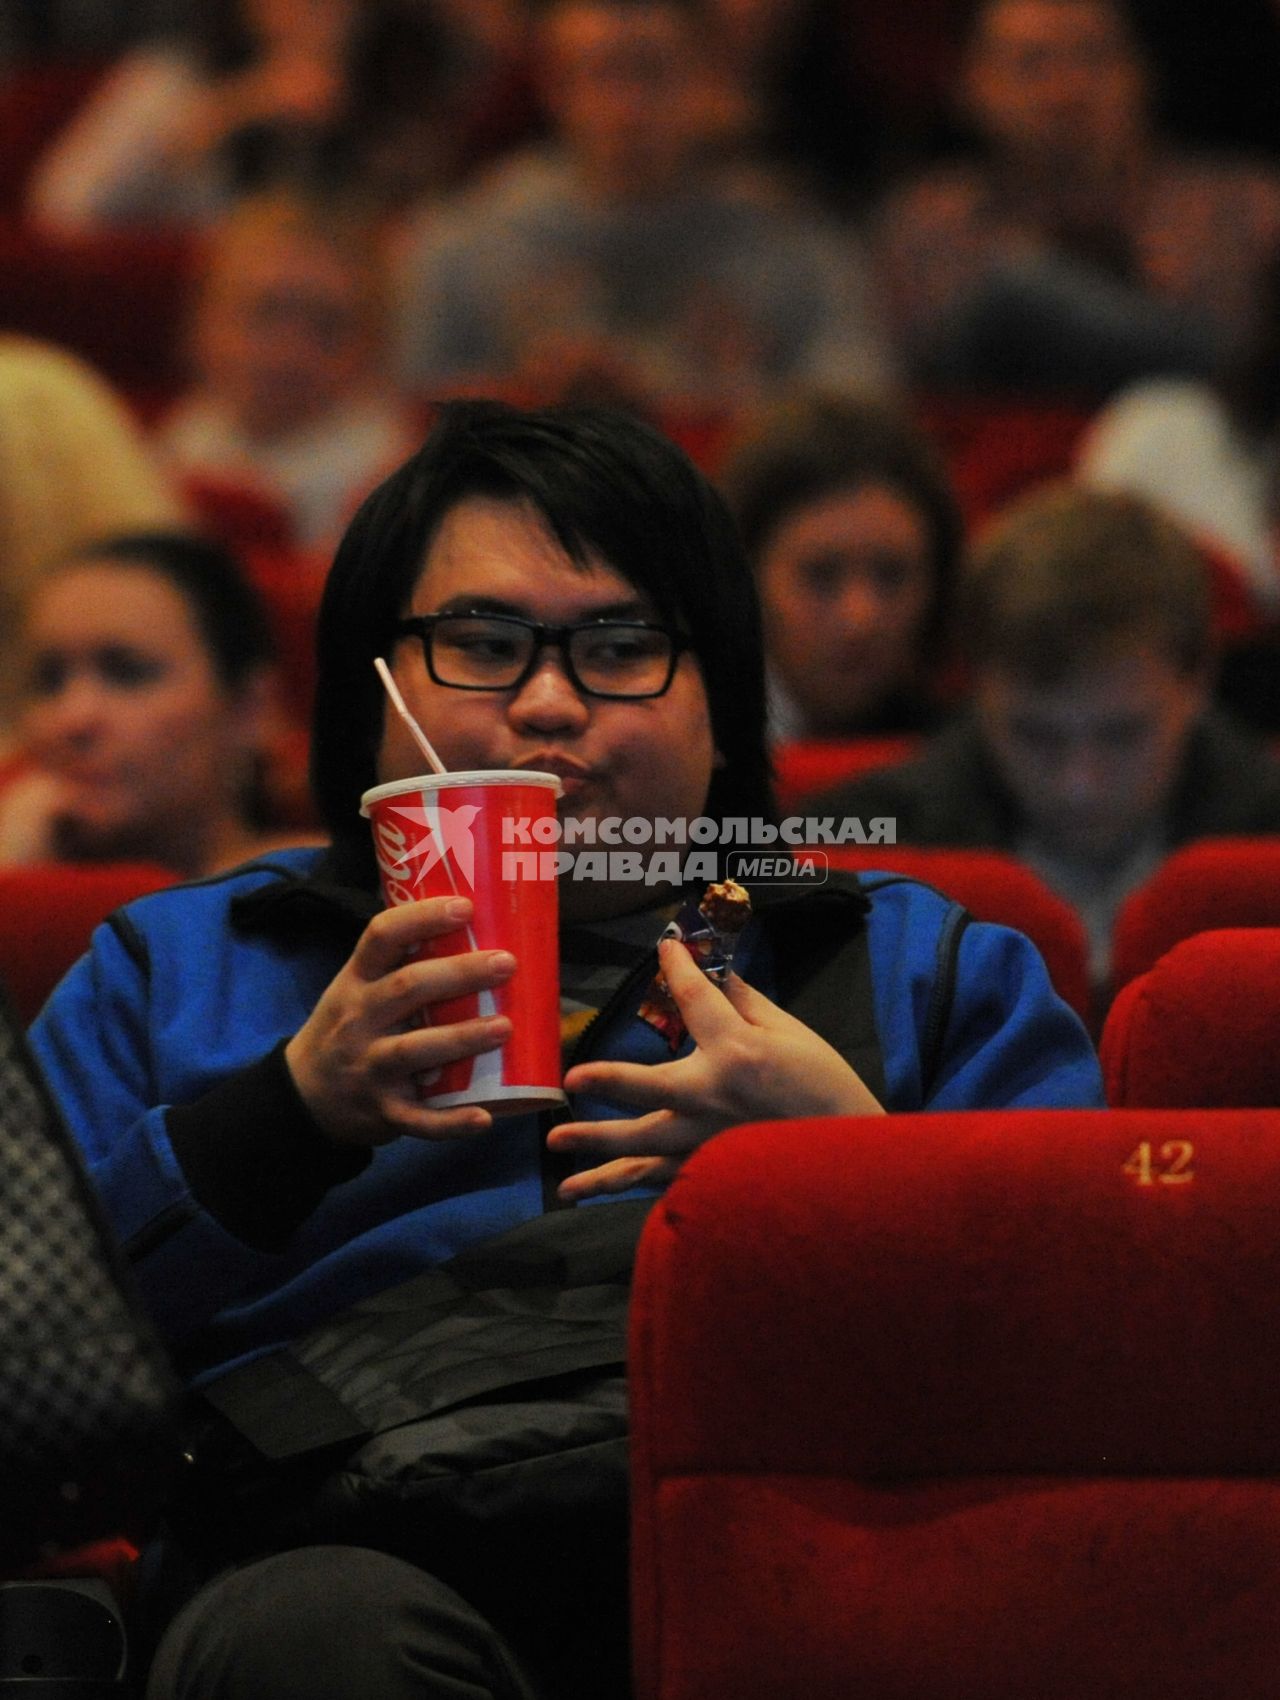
[0, 335, 185, 724]
[876, 0, 1280, 397]
[0, 531, 308, 876]
[158, 188, 417, 554]
[1078, 239, 1280, 619]
[720, 391, 962, 740]
[395, 0, 896, 409]
[694, 0, 920, 210]
[24, 0, 523, 235]
[811, 486, 1280, 984]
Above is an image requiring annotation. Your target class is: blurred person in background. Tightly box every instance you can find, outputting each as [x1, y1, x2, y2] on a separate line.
[395, 0, 895, 409]
[0, 335, 185, 726]
[877, 0, 1280, 397]
[811, 485, 1280, 985]
[1078, 237, 1280, 622]
[719, 392, 962, 740]
[25, 0, 526, 235]
[159, 189, 418, 555]
[0, 531, 303, 876]
[1079, 238, 1280, 729]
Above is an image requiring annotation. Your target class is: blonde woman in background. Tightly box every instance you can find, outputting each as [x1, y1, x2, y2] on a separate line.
[0, 336, 185, 726]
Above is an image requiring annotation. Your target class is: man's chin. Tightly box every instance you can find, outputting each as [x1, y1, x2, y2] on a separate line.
[554, 774, 595, 807]
[554, 786, 612, 830]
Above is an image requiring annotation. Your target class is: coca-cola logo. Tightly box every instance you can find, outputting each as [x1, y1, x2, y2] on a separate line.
[371, 801, 481, 902]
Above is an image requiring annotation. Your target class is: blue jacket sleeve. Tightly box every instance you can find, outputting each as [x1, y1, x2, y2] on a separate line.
[924, 917, 1104, 1111]
[28, 921, 310, 1342]
[862, 877, 1103, 1112]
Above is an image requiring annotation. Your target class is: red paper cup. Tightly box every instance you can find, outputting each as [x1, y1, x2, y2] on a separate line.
[360, 770, 564, 1115]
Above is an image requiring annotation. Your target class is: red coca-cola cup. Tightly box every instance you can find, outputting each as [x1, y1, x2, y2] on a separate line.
[360, 770, 564, 1115]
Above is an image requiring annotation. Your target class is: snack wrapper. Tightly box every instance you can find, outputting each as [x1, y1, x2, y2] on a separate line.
[638, 880, 752, 1050]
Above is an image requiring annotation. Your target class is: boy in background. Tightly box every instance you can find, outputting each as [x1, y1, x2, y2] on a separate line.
[816, 485, 1280, 980]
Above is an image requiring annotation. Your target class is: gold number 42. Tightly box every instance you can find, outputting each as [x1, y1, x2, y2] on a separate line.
[1122, 1140, 1195, 1185]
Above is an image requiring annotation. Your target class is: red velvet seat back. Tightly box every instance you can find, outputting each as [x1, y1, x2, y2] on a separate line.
[822, 844, 1092, 1021]
[631, 1109, 1280, 1700]
[772, 736, 922, 812]
[181, 472, 298, 554]
[917, 398, 1093, 532]
[1101, 928, 1280, 1106]
[0, 863, 176, 1023]
[0, 223, 194, 398]
[1111, 837, 1280, 990]
[238, 545, 324, 724]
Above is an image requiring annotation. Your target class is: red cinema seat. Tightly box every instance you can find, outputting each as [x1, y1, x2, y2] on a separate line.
[916, 397, 1093, 534]
[773, 736, 922, 813]
[181, 471, 298, 554]
[0, 862, 176, 1023]
[238, 544, 324, 723]
[631, 1108, 1280, 1700]
[820, 845, 1092, 1022]
[1100, 928, 1280, 1107]
[1110, 837, 1280, 992]
[0, 222, 195, 397]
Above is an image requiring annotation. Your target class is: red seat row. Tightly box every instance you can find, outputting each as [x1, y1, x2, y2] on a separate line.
[3, 817, 1276, 1045]
[1101, 927, 1280, 1107]
[0, 862, 176, 1024]
[631, 1101, 1280, 1699]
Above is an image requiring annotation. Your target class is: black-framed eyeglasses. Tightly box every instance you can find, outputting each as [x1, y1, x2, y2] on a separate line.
[393, 613, 687, 700]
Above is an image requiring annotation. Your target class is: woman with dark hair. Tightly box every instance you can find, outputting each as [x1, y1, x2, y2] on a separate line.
[31, 401, 1100, 1700]
[0, 529, 290, 876]
[720, 391, 963, 740]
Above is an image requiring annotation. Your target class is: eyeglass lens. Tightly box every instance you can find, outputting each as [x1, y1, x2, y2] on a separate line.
[429, 616, 674, 696]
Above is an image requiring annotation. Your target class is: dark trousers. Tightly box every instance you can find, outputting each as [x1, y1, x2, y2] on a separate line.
[144, 1546, 573, 1700]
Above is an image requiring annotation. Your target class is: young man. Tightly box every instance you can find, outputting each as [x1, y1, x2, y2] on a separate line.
[877, 0, 1280, 393]
[817, 484, 1280, 982]
[31, 403, 1100, 1699]
[394, 0, 894, 406]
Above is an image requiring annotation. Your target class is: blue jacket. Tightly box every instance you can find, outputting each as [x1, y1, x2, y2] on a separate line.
[30, 848, 1102, 1384]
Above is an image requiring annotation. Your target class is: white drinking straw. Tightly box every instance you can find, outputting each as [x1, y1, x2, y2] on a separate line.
[373, 657, 448, 774]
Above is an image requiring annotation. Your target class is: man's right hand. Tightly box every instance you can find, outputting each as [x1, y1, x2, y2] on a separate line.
[284, 896, 516, 1146]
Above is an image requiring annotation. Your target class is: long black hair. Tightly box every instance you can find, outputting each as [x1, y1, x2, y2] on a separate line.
[311, 399, 774, 883]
